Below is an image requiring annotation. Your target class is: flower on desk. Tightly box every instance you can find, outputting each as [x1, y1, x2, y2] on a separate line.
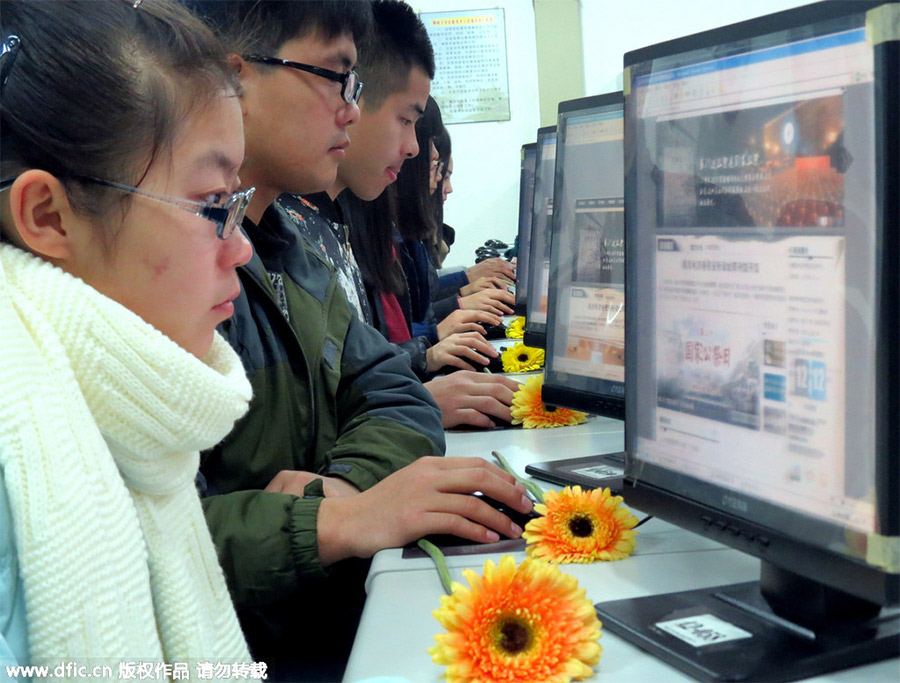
[505, 316, 526, 339]
[510, 374, 587, 428]
[523, 486, 638, 564]
[429, 555, 602, 683]
[501, 342, 544, 373]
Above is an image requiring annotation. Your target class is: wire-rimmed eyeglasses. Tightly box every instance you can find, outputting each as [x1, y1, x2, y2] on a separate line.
[75, 178, 254, 240]
[242, 54, 363, 104]
[0, 176, 254, 240]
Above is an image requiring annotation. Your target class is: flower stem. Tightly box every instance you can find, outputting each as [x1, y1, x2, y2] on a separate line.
[492, 450, 545, 504]
[418, 538, 453, 595]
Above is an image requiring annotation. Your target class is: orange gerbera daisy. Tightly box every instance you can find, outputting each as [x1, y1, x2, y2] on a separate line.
[429, 555, 602, 683]
[505, 316, 526, 339]
[510, 375, 587, 428]
[523, 486, 638, 564]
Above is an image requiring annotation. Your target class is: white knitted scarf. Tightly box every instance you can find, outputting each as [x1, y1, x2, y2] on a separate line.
[0, 245, 257, 681]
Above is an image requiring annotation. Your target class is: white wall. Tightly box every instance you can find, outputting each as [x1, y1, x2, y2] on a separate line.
[413, 0, 541, 269]
[580, 0, 815, 96]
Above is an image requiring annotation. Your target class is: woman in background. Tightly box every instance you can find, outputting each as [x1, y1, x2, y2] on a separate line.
[431, 126, 454, 267]
[393, 97, 515, 331]
[0, 0, 257, 675]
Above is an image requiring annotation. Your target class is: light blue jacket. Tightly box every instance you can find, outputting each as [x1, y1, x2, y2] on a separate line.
[0, 465, 29, 681]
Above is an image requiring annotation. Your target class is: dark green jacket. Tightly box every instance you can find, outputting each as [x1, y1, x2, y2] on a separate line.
[201, 205, 445, 608]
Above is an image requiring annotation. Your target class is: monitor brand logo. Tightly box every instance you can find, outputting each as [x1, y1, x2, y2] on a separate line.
[721, 494, 749, 513]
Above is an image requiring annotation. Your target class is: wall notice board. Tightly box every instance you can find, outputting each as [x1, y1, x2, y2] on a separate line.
[420, 8, 511, 124]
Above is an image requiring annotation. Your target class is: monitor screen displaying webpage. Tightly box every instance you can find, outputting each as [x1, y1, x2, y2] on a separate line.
[514, 142, 537, 316]
[544, 94, 625, 415]
[524, 127, 557, 336]
[627, 16, 879, 550]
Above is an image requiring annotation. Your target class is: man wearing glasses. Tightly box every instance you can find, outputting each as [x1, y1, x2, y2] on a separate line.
[186, 2, 530, 680]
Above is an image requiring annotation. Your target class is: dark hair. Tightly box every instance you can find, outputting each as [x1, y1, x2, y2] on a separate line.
[0, 0, 238, 242]
[432, 117, 452, 227]
[340, 187, 407, 296]
[394, 96, 442, 246]
[183, 0, 372, 58]
[357, 0, 435, 111]
[433, 127, 452, 166]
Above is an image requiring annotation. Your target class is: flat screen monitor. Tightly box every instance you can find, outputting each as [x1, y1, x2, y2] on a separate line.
[543, 92, 625, 420]
[596, 2, 899, 680]
[523, 125, 557, 348]
[514, 142, 538, 316]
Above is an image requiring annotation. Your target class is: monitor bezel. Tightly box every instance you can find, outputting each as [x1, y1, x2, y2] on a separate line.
[623, 0, 889, 68]
[523, 125, 557, 349]
[622, 0, 899, 606]
[514, 142, 538, 317]
[542, 91, 626, 419]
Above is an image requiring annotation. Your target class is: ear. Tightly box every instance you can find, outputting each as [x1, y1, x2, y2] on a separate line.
[229, 54, 253, 118]
[6, 170, 83, 261]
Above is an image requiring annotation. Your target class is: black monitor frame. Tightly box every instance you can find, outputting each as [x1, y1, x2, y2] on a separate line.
[514, 142, 537, 317]
[523, 125, 557, 349]
[542, 92, 625, 419]
[599, 2, 899, 680]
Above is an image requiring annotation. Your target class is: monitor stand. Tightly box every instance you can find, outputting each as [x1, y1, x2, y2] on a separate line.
[595, 562, 900, 681]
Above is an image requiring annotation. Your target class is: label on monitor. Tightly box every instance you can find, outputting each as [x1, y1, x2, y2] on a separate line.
[655, 614, 752, 647]
[571, 464, 623, 480]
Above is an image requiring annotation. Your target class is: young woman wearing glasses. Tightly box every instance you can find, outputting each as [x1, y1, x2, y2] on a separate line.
[0, 0, 258, 676]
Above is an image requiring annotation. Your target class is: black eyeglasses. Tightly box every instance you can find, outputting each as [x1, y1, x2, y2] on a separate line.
[1, 34, 21, 92]
[242, 54, 363, 104]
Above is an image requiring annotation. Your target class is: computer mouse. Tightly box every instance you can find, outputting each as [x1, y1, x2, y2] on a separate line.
[419, 492, 540, 549]
[434, 354, 502, 377]
[473, 491, 539, 528]
[475, 247, 500, 257]
[485, 352, 505, 374]
[481, 322, 508, 340]
[445, 417, 517, 433]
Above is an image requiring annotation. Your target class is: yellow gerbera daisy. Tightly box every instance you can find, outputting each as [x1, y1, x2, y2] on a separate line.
[524, 486, 638, 564]
[506, 316, 526, 339]
[510, 375, 588, 428]
[501, 342, 545, 372]
[429, 555, 602, 683]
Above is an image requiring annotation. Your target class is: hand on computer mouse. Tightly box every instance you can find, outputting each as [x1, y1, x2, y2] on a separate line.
[459, 287, 515, 317]
[425, 332, 497, 373]
[436, 309, 502, 340]
[421, 492, 541, 549]
[424, 372, 521, 428]
[467, 257, 516, 283]
[471, 491, 541, 530]
[315, 456, 535, 564]
[459, 276, 510, 297]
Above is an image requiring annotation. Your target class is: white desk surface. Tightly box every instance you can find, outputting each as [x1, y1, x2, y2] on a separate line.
[345, 550, 898, 682]
[367, 516, 732, 590]
[443, 412, 624, 463]
[344, 404, 899, 682]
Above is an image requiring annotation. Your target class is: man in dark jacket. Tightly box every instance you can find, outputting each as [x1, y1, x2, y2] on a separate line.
[186, 2, 533, 679]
